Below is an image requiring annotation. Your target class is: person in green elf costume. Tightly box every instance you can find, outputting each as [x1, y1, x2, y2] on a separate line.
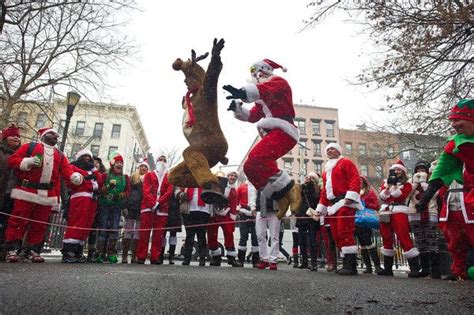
[416, 98, 474, 280]
[96, 152, 130, 263]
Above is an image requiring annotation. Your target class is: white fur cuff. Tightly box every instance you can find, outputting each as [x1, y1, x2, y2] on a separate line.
[315, 204, 327, 216]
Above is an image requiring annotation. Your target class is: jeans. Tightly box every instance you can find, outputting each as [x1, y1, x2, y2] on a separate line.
[238, 220, 258, 252]
[97, 204, 122, 241]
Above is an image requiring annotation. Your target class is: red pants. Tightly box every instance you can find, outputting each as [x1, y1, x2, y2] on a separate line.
[439, 211, 474, 280]
[207, 215, 236, 256]
[321, 226, 336, 265]
[329, 207, 357, 254]
[5, 199, 52, 246]
[63, 197, 97, 242]
[380, 212, 416, 256]
[244, 129, 296, 190]
[136, 212, 167, 261]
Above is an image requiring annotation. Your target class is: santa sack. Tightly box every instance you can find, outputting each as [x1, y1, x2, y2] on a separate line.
[355, 201, 379, 229]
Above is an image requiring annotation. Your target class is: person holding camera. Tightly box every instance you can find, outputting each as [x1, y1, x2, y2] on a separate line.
[378, 160, 421, 277]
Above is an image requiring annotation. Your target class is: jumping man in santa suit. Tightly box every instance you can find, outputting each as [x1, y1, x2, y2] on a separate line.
[5, 127, 83, 263]
[224, 59, 301, 219]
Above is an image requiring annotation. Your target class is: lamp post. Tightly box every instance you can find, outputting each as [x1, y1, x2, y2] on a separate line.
[59, 91, 80, 152]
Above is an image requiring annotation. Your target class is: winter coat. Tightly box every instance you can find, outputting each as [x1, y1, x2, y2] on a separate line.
[296, 182, 320, 228]
[166, 186, 182, 233]
[0, 141, 17, 209]
[125, 181, 144, 220]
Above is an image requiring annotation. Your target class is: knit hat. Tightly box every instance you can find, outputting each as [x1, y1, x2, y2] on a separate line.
[390, 159, 407, 173]
[38, 127, 59, 139]
[109, 151, 124, 166]
[414, 160, 431, 173]
[1, 124, 20, 140]
[307, 172, 319, 181]
[448, 99, 474, 122]
[75, 149, 93, 161]
[325, 143, 342, 154]
[250, 59, 287, 76]
[138, 158, 149, 169]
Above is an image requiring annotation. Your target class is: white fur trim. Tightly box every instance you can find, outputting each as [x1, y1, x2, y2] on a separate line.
[242, 84, 260, 103]
[325, 157, 342, 200]
[380, 248, 395, 257]
[70, 192, 94, 199]
[39, 128, 59, 138]
[262, 171, 291, 198]
[40, 145, 54, 184]
[379, 187, 391, 200]
[390, 164, 407, 173]
[70, 172, 83, 185]
[390, 185, 402, 198]
[403, 247, 419, 259]
[62, 239, 82, 244]
[209, 247, 222, 257]
[315, 204, 327, 216]
[75, 149, 93, 161]
[20, 157, 34, 171]
[10, 188, 57, 206]
[327, 199, 345, 216]
[233, 101, 250, 121]
[389, 205, 409, 214]
[345, 191, 360, 202]
[341, 245, 358, 254]
[226, 249, 237, 257]
[251, 246, 259, 252]
[325, 143, 342, 154]
[256, 117, 299, 142]
[238, 245, 247, 251]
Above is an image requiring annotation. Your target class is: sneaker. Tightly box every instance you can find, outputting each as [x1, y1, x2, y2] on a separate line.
[62, 252, 79, 263]
[30, 251, 45, 263]
[6, 250, 19, 263]
[269, 263, 278, 270]
[108, 255, 118, 264]
[96, 255, 105, 264]
[257, 261, 270, 269]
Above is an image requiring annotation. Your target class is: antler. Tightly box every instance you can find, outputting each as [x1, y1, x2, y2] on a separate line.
[191, 49, 209, 63]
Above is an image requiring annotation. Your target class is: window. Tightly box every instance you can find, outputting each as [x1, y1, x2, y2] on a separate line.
[108, 146, 118, 159]
[35, 113, 47, 128]
[18, 112, 28, 123]
[70, 143, 81, 159]
[402, 150, 411, 160]
[75, 121, 85, 136]
[344, 143, 352, 155]
[91, 145, 100, 157]
[57, 119, 66, 137]
[326, 122, 335, 137]
[283, 160, 292, 173]
[359, 143, 367, 156]
[93, 123, 104, 138]
[313, 161, 322, 175]
[296, 119, 306, 134]
[311, 120, 321, 136]
[375, 165, 383, 178]
[313, 141, 322, 156]
[298, 140, 307, 156]
[360, 164, 368, 177]
[111, 124, 121, 139]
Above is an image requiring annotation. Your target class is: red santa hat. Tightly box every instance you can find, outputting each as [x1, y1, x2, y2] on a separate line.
[109, 151, 124, 166]
[307, 171, 320, 181]
[38, 127, 59, 139]
[325, 143, 342, 154]
[448, 99, 474, 122]
[251, 58, 287, 76]
[1, 124, 21, 140]
[390, 159, 407, 173]
[75, 149, 93, 161]
[138, 158, 149, 169]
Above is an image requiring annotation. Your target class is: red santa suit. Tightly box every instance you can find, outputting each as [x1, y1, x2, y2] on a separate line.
[378, 180, 419, 259]
[208, 180, 238, 258]
[234, 73, 299, 199]
[136, 168, 173, 263]
[316, 156, 361, 255]
[6, 140, 80, 249]
[63, 158, 103, 244]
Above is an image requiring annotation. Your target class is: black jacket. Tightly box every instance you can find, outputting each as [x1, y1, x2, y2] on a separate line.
[296, 182, 320, 228]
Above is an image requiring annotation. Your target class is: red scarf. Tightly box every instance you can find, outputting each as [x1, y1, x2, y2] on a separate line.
[185, 86, 199, 128]
[187, 188, 205, 206]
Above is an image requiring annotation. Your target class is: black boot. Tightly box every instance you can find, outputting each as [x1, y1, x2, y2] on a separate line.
[369, 248, 383, 274]
[210, 255, 222, 266]
[86, 246, 97, 263]
[251, 252, 259, 268]
[121, 238, 131, 264]
[430, 253, 441, 279]
[61, 243, 79, 263]
[228, 255, 243, 267]
[338, 254, 357, 276]
[377, 255, 394, 276]
[238, 250, 246, 265]
[76, 244, 87, 263]
[418, 252, 430, 277]
[182, 244, 192, 265]
[298, 254, 308, 269]
[157, 247, 165, 265]
[168, 245, 176, 265]
[310, 254, 318, 271]
[292, 254, 299, 269]
[361, 249, 372, 274]
[407, 256, 422, 278]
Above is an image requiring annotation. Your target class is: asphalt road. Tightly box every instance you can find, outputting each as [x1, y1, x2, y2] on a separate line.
[0, 257, 473, 314]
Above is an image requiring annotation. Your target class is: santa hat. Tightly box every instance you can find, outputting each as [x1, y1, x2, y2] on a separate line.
[390, 159, 407, 173]
[448, 99, 474, 122]
[1, 124, 20, 140]
[138, 158, 149, 169]
[227, 171, 238, 177]
[325, 143, 342, 154]
[75, 149, 93, 161]
[307, 172, 319, 181]
[251, 58, 287, 76]
[109, 151, 124, 166]
[38, 127, 59, 139]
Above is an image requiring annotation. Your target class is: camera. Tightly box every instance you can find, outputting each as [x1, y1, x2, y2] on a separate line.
[387, 169, 399, 185]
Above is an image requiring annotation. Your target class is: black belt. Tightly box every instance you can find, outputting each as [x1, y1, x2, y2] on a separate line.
[18, 179, 53, 190]
[329, 195, 345, 205]
[84, 174, 96, 181]
[448, 188, 465, 193]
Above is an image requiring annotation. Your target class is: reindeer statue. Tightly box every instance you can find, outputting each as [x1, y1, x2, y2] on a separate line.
[168, 38, 229, 205]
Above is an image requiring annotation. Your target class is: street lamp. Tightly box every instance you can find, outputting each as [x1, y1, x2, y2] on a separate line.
[59, 91, 81, 152]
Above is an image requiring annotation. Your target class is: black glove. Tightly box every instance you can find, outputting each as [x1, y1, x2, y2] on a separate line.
[223, 85, 246, 100]
[227, 100, 239, 111]
[415, 178, 444, 213]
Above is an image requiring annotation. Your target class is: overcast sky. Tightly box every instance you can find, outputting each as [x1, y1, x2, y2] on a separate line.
[106, 0, 386, 170]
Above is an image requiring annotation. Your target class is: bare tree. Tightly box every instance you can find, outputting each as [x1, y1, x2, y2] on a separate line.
[158, 147, 182, 169]
[304, 1, 473, 135]
[0, 0, 137, 128]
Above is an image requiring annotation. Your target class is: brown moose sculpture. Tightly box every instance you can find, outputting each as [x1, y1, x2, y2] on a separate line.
[168, 38, 229, 205]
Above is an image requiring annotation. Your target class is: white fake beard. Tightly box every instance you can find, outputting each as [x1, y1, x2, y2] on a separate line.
[247, 73, 270, 85]
[155, 161, 168, 176]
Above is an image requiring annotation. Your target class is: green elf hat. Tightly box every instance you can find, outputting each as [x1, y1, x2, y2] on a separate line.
[448, 99, 474, 122]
